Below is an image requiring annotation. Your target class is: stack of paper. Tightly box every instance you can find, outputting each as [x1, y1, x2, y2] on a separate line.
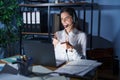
[0, 64, 5, 72]
[54, 59, 102, 76]
[0, 63, 18, 74]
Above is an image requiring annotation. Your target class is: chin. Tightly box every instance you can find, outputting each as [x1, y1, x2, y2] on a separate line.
[64, 26, 67, 29]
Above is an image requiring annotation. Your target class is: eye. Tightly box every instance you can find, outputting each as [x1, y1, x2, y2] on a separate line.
[61, 16, 72, 22]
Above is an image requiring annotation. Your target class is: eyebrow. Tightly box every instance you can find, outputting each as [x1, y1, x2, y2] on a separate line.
[61, 16, 71, 20]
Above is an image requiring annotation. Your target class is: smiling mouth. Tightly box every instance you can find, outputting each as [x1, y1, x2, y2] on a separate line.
[64, 25, 68, 28]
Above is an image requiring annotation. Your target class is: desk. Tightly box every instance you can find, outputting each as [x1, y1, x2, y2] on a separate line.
[0, 56, 101, 80]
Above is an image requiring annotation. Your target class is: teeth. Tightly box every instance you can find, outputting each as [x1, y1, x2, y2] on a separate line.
[65, 25, 68, 27]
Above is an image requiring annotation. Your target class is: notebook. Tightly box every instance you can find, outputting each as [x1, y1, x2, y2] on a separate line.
[23, 40, 65, 67]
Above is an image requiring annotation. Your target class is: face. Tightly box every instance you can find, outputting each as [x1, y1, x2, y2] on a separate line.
[61, 12, 73, 29]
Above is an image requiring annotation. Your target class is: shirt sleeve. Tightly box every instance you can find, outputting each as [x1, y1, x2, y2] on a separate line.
[54, 42, 66, 60]
[79, 33, 87, 59]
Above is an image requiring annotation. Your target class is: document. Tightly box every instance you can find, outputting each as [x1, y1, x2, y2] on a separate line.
[45, 76, 67, 80]
[0, 64, 5, 71]
[0, 74, 30, 80]
[1, 55, 20, 63]
[32, 65, 53, 74]
[0, 65, 67, 80]
[31, 76, 67, 80]
[0, 73, 67, 80]
[54, 59, 102, 76]
[31, 65, 67, 80]
[0, 63, 18, 74]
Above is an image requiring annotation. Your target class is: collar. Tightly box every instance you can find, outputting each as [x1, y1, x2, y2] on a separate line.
[64, 28, 79, 36]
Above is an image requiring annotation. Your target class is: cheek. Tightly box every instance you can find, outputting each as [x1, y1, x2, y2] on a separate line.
[69, 18, 73, 23]
[67, 18, 73, 23]
[62, 20, 70, 24]
[61, 20, 68, 25]
[66, 20, 72, 24]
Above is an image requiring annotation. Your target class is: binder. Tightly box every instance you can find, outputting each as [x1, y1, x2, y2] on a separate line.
[52, 14, 60, 33]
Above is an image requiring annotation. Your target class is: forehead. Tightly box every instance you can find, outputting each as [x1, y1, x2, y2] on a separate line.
[61, 12, 70, 18]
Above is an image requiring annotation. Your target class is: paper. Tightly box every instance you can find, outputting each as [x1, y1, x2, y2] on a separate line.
[56, 59, 66, 67]
[32, 65, 53, 74]
[1, 55, 20, 63]
[0, 64, 18, 74]
[0, 59, 101, 79]
[0, 73, 67, 80]
[66, 59, 97, 66]
[31, 65, 67, 80]
[46, 76, 67, 80]
[0, 64, 67, 80]
[55, 59, 102, 76]
[55, 64, 90, 75]
[0, 74, 30, 80]
[0, 64, 5, 71]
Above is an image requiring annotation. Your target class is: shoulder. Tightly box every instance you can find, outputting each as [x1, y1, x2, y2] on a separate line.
[74, 28, 86, 36]
[54, 30, 65, 38]
[79, 31, 86, 36]
[55, 30, 64, 35]
[75, 29, 87, 39]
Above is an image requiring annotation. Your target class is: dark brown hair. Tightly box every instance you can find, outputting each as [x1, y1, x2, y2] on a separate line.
[60, 7, 81, 30]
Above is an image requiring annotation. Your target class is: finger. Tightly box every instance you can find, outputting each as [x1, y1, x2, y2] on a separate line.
[61, 42, 67, 44]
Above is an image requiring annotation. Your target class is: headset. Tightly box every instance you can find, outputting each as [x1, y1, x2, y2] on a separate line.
[61, 7, 78, 23]
[60, 7, 79, 29]
[72, 10, 77, 23]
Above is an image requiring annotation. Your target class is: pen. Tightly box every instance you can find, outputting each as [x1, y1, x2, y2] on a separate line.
[61, 42, 67, 44]
[66, 49, 68, 53]
[65, 49, 69, 61]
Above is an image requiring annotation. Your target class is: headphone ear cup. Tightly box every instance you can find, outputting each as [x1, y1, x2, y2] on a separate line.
[72, 12, 76, 23]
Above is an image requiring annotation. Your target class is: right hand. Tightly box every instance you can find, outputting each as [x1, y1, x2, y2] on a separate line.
[52, 38, 59, 47]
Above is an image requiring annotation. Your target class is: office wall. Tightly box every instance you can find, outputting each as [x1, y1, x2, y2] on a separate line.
[94, 0, 120, 66]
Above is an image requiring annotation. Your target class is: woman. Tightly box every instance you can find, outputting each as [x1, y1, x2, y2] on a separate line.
[52, 7, 87, 61]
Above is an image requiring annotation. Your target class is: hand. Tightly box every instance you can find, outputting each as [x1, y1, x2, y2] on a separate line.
[61, 41, 73, 50]
[52, 38, 59, 47]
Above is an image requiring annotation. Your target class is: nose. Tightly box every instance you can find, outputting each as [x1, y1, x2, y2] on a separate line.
[61, 19, 68, 25]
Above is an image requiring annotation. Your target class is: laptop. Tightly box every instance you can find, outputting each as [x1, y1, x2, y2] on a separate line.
[23, 40, 65, 67]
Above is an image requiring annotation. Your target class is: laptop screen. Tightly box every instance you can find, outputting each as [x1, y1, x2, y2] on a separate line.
[23, 40, 56, 66]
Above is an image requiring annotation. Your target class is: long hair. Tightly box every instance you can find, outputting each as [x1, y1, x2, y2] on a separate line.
[60, 7, 81, 30]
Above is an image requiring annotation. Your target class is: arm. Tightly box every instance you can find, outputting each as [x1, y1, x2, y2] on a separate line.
[79, 33, 87, 59]
[52, 33, 59, 47]
[52, 32, 73, 49]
